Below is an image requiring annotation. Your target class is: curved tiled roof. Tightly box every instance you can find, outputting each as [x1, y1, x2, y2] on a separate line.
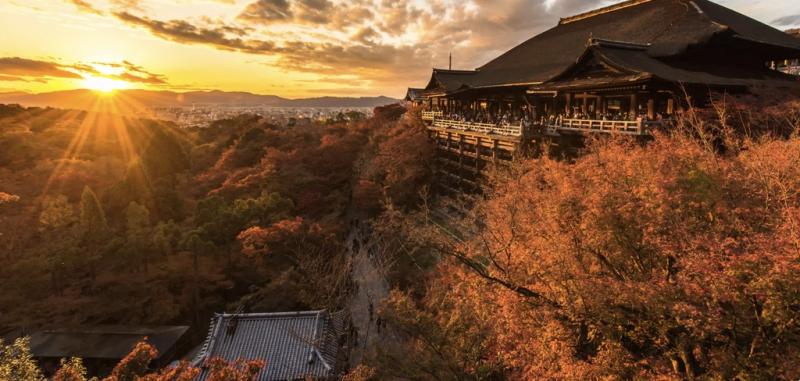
[404, 88, 424, 101]
[423, 69, 479, 94]
[537, 39, 797, 91]
[423, 0, 800, 92]
[194, 311, 344, 381]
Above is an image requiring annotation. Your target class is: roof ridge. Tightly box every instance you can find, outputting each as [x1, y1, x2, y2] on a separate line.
[560, 0, 653, 25]
[432, 68, 476, 74]
[215, 310, 325, 318]
[308, 311, 333, 372]
[589, 38, 652, 50]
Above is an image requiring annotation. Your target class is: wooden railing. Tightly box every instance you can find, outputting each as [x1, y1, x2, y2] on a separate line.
[547, 118, 660, 135]
[422, 111, 443, 121]
[433, 119, 523, 137]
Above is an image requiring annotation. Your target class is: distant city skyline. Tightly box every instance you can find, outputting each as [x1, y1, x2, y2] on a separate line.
[1, 0, 797, 98]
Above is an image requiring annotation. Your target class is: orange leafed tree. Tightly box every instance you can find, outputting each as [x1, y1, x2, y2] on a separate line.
[386, 110, 800, 379]
[204, 358, 266, 381]
[46, 340, 263, 381]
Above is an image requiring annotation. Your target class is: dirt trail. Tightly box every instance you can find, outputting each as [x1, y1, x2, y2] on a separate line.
[346, 222, 394, 367]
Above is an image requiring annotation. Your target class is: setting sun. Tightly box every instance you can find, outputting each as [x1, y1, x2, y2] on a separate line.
[81, 76, 129, 93]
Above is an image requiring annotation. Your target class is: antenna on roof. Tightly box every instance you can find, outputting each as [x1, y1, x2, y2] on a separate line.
[449, 52, 452, 70]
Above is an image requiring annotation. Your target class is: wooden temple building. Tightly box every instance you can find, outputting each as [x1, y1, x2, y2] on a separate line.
[413, 0, 800, 190]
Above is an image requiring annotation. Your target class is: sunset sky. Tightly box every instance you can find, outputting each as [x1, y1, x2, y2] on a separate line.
[1, 0, 798, 98]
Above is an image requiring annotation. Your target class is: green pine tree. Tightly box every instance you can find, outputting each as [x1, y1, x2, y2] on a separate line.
[80, 186, 108, 235]
[125, 201, 153, 273]
[79, 186, 109, 279]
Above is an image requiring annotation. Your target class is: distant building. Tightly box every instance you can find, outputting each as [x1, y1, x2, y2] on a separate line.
[25, 325, 189, 375]
[193, 311, 346, 381]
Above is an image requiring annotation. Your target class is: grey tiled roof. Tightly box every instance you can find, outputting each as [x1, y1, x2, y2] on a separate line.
[193, 311, 344, 381]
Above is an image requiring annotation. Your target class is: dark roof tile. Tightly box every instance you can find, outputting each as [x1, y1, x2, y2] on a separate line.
[27, 325, 188, 360]
[194, 311, 344, 381]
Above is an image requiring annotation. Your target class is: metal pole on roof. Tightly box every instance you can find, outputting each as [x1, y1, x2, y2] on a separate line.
[449, 52, 452, 70]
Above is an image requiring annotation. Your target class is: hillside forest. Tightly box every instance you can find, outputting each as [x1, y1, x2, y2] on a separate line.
[1, 90, 800, 380]
[0, 101, 427, 327]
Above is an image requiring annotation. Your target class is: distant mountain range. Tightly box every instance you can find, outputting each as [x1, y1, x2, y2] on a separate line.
[0, 89, 400, 110]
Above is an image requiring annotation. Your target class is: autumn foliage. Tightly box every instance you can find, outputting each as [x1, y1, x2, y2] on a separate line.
[355, 107, 435, 213]
[377, 97, 800, 380]
[1, 338, 263, 381]
[0, 103, 435, 377]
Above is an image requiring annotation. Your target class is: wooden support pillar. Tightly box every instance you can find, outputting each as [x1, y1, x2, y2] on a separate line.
[647, 97, 655, 120]
[475, 136, 482, 173]
[447, 132, 452, 151]
[458, 135, 464, 169]
[492, 139, 498, 166]
[600, 95, 607, 115]
[581, 93, 588, 115]
[565, 93, 572, 114]
[629, 94, 638, 117]
[667, 98, 675, 115]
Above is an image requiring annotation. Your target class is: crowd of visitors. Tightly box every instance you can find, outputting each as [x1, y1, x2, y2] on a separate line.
[441, 110, 532, 127]
[425, 106, 668, 135]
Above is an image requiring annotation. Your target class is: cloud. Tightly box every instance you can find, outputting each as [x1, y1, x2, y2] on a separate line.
[239, 0, 292, 23]
[0, 57, 83, 79]
[115, 11, 276, 54]
[239, 0, 335, 25]
[114, 9, 428, 84]
[0, 57, 169, 86]
[0, 74, 48, 83]
[107, 0, 611, 92]
[773, 14, 800, 27]
[37, 0, 800, 96]
[111, 0, 142, 10]
[88, 61, 169, 84]
[65, 0, 145, 16]
[67, 0, 103, 15]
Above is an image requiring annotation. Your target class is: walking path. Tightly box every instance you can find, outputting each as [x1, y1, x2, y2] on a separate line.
[346, 222, 393, 367]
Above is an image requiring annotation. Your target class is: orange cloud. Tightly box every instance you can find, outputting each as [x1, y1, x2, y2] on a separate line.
[0, 57, 168, 86]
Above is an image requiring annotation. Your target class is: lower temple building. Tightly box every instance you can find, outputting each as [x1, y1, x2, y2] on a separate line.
[192, 311, 346, 381]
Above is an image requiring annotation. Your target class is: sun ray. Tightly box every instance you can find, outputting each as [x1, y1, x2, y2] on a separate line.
[39, 89, 161, 204]
[41, 96, 110, 198]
